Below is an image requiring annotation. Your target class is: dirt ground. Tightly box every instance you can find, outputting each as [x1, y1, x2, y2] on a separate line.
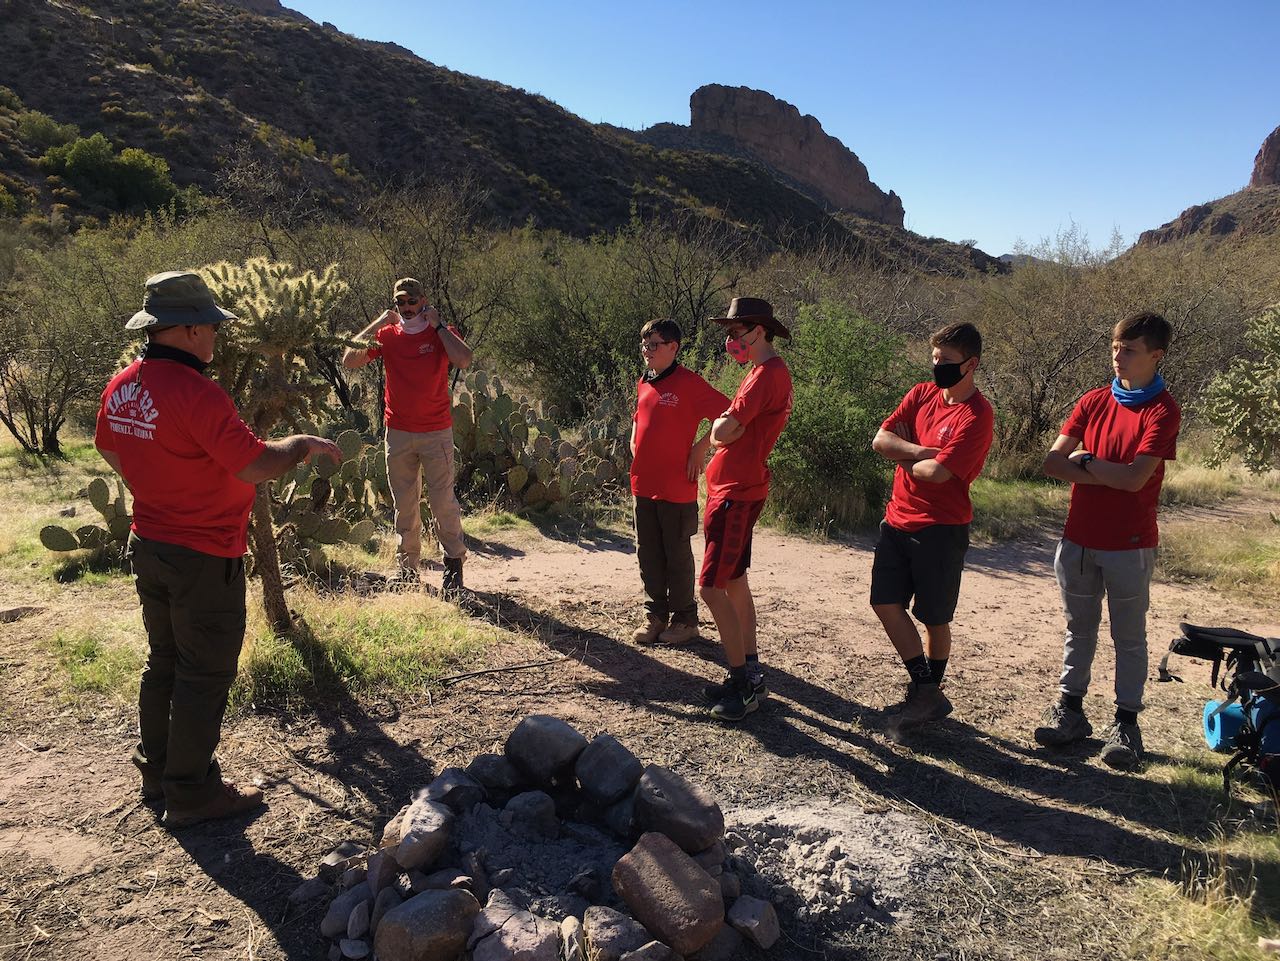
[1, 509, 1277, 961]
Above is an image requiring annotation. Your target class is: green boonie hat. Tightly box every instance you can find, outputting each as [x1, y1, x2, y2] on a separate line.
[393, 277, 425, 301]
[125, 271, 237, 330]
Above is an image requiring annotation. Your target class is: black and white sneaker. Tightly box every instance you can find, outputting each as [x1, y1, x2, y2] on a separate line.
[709, 679, 759, 722]
[702, 673, 768, 704]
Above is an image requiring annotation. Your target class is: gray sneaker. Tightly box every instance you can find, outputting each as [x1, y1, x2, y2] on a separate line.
[1034, 703, 1093, 747]
[888, 682, 952, 736]
[1100, 722, 1144, 769]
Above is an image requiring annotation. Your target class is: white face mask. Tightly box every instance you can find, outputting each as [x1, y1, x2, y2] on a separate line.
[400, 310, 430, 334]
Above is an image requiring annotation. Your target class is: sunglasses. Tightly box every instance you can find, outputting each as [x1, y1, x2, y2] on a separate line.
[395, 297, 421, 306]
[640, 339, 673, 352]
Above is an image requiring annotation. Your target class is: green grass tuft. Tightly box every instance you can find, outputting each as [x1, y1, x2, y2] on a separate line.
[49, 626, 145, 701]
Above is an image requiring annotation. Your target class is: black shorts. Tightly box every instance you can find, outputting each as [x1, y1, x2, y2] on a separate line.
[869, 521, 970, 625]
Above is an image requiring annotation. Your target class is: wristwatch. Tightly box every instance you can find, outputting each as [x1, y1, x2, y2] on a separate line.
[1079, 452, 1095, 470]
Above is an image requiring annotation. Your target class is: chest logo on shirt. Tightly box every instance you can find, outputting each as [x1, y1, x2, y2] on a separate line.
[417, 343, 436, 355]
[657, 392, 680, 408]
[936, 425, 953, 442]
[104, 381, 159, 441]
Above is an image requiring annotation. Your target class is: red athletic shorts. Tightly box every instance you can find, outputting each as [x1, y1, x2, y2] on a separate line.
[699, 497, 766, 589]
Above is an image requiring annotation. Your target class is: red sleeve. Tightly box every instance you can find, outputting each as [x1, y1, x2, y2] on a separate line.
[933, 402, 994, 483]
[187, 382, 267, 474]
[699, 378, 731, 423]
[368, 325, 391, 360]
[726, 366, 773, 427]
[881, 383, 924, 432]
[1060, 392, 1093, 439]
[94, 403, 114, 451]
[1136, 397, 1180, 461]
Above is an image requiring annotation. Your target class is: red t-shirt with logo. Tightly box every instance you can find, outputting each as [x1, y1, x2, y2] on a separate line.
[705, 356, 793, 503]
[1061, 386, 1180, 550]
[94, 358, 266, 558]
[882, 382, 994, 531]
[368, 323, 457, 432]
[631, 365, 729, 503]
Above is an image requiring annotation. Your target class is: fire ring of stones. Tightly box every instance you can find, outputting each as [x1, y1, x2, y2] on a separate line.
[307, 714, 782, 961]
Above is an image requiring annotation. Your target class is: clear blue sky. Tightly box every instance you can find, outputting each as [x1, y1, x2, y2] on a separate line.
[286, 0, 1277, 256]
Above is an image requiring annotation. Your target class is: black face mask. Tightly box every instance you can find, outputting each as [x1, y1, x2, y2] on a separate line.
[932, 360, 967, 389]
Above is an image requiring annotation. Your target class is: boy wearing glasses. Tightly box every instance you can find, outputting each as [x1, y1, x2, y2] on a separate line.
[343, 278, 473, 594]
[630, 318, 729, 645]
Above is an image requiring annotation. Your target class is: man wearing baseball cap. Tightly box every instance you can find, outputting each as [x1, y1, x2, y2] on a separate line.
[700, 297, 793, 721]
[96, 270, 341, 828]
[343, 278, 473, 594]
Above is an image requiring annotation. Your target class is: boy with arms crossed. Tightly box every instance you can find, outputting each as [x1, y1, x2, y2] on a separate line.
[1035, 312, 1180, 769]
[871, 322, 993, 737]
[629, 318, 729, 645]
[700, 298, 793, 722]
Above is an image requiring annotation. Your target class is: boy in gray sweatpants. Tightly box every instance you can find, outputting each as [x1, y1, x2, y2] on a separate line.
[1035, 312, 1180, 769]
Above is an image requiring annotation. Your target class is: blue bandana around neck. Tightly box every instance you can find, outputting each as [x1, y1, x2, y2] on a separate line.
[1111, 372, 1165, 408]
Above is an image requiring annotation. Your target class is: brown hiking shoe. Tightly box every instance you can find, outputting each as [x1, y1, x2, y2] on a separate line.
[657, 621, 698, 645]
[163, 780, 265, 829]
[887, 682, 953, 738]
[631, 616, 666, 645]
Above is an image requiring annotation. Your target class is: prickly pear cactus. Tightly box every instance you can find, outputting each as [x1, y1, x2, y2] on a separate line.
[39, 475, 133, 563]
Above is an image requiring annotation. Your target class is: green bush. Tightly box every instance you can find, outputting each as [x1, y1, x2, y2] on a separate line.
[40, 133, 177, 212]
[15, 110, 79, 151]
[759, 301, 917, 532]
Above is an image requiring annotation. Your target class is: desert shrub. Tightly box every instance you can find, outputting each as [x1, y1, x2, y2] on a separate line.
[750, 301, 916, 532]
[1202, 302, 1280, 472]
[15, 110, 79, 151]
[40, 133, 177, 212]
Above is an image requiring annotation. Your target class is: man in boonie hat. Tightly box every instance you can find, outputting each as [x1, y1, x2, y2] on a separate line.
[96, 270, 341, 829]
[698, 297, 793, 721]
[342, 277, 474, 596]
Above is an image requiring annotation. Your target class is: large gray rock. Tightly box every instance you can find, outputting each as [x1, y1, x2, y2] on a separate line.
[504, 715, 588, 783]
[575, 734, 643, 805]
[366, 849, 400, 895]
[467, 753, 525, 800]
[347, 898, 370, 939]
[380, 804, 411, 849]
[611, 833, 723, 957]
[395, 798, 455, 871]
[582, 905, 652, 961]
[604, 790, 638, 840]
[468, 889, 558, 961]
[320, 840, 365, 880]
[412, 869, 473, 893]
[633, 765, 724, 853]
[320, 882, 371, 939]
[688, 923, 743, 961]
[370, 887, 402, 935]
[501, 791, 560, 839]
[374, 889, 480, 961]
[727, 895, 779, 949]
[424, 767, 486, 814]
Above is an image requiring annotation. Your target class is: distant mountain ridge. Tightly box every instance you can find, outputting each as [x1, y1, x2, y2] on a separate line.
[1138, 122, 1280, 246]
[0, 0, 999, 274]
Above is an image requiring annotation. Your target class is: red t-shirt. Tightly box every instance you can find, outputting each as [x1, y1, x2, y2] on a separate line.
[706, 356, 793, 503]
[882, 382, 994, 531]
[369, 323, 456, 432]
[95, 358, 266, 558]
[1061, 386, 1180, 550]
[631, 365, 729, 503]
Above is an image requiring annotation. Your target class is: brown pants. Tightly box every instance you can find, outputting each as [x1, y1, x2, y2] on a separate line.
[634, 497, 700, 626]
[386, 426, 466, 570]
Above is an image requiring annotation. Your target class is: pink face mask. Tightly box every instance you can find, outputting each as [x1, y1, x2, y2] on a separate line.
[725, 331, 752, 364]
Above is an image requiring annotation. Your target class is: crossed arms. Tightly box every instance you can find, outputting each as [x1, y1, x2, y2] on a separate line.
[1042, 435, 1162, 492]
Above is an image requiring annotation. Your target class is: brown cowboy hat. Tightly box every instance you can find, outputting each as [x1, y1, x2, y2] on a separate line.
[710, 297, 791, 339]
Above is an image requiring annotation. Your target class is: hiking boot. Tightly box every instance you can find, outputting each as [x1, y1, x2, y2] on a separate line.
[709, 678, 759, 722]
[141, 773, 163, 803]
[887, 682, 952, 735]
[1100, 722, 1144, 770]
[632, 616, 667, 645]
[702, 672, 768, 704]
[1033, 703, 1093, 747]
[162, 780, 265, 829]
[441, 557, 464, 597]
[657, 621, 699, 646]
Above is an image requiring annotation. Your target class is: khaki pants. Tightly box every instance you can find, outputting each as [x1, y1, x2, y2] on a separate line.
[386, 426, 466, 570]
[634, 497, 699, 626]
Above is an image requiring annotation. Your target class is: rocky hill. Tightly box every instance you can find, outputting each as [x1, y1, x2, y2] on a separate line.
[0, 0, 998, 274]
[1138, 122, 1280, 246]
